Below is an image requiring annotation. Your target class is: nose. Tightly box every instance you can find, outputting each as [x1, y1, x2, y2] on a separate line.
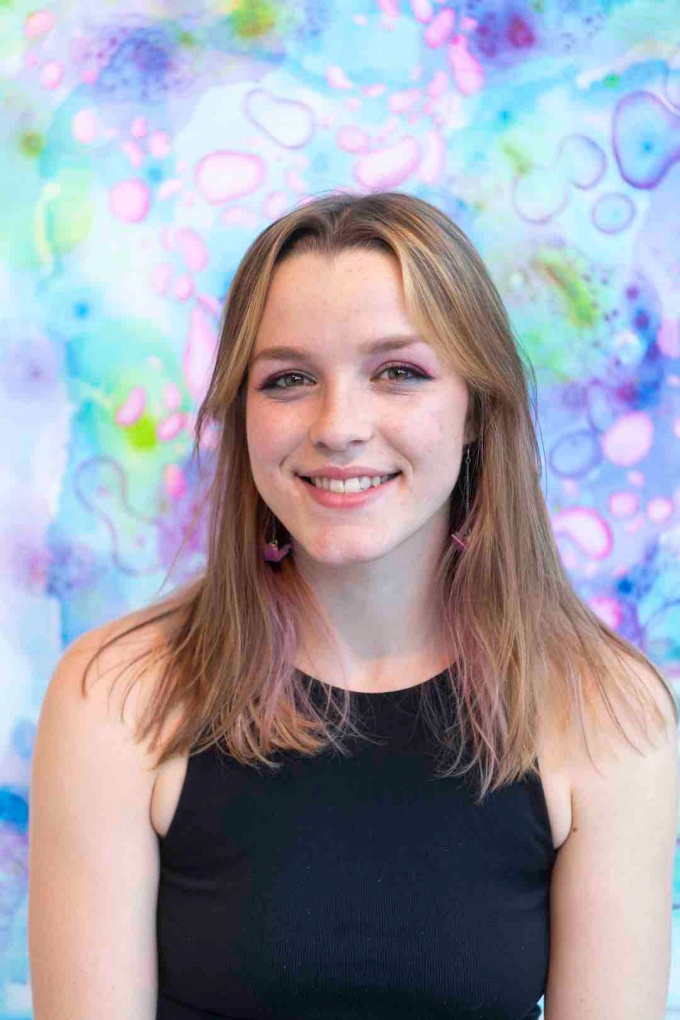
[307, 381, 374, 450]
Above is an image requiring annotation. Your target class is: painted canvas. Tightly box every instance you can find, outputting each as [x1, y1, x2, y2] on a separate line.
[1, 0, 679, 1015]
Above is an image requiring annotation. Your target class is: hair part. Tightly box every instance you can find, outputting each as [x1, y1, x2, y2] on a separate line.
[81, 189, 677, 806]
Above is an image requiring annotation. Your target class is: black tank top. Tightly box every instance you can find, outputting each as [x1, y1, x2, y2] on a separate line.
[156, 668, 556, 1019]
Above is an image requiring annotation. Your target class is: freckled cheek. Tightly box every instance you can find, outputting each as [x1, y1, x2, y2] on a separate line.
[388, 407, 455, 459]
[246, 409, 301, 478]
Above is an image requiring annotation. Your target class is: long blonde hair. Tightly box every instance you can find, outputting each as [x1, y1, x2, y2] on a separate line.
[83, 190, 677, 805]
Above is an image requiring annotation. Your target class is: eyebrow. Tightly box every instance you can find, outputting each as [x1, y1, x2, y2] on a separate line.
[250, 334, 426, 367]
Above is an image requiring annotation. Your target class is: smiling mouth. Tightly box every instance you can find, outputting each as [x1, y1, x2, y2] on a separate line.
[298, 472, 401, 489]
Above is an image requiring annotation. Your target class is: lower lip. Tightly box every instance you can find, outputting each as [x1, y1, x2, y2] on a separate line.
[296, 474, 401, 508]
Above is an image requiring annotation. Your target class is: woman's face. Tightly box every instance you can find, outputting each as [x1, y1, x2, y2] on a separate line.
[245, 249, 473, 566]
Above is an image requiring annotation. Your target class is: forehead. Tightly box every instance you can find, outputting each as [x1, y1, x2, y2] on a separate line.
[249, 250, 459, 378]
[257, 250, 409, 329]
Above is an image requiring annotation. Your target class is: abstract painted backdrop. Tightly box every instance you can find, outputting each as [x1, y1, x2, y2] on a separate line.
[1, 0, 679, 1015]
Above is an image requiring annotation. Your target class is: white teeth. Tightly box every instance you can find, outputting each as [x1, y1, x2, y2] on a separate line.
[310, 474, 394, 493]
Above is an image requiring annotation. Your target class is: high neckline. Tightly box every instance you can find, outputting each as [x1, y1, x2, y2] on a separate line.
[296, 666, 453, 697]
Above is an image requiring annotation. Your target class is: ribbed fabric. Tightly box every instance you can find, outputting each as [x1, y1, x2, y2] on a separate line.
[156, 669, 555, 1019]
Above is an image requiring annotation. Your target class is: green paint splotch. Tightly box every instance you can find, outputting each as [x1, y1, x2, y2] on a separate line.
[19, 129, 45, 159]
[37, 167, 95, 265]
[64, 312, 189, 462]
[534, 249, 599, 329]
[231, 0, 278, 39]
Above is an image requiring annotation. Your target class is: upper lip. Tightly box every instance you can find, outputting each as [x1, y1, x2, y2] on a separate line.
[296, 466, 400, 480]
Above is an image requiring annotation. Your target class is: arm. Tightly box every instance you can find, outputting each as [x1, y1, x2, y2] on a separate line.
[544, 661, 679, 1019]
[28, 623, 161, 1019]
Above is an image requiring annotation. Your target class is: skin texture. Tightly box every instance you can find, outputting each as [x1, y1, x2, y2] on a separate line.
[246, 248, 475, 691]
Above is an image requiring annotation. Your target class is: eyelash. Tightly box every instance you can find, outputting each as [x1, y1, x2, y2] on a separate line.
[258, 363, 430, 392]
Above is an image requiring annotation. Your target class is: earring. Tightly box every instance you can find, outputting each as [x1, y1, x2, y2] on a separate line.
[450, 444, 471, 552]
[262, 515, 292, 562]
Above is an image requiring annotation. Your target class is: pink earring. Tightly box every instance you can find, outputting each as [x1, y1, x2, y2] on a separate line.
[262, 516, 292, 562]
[450, 444, 471, 551]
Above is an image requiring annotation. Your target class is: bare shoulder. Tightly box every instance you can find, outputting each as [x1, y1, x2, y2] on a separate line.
[29, 608, 186, 1017]
[534, 649, 677, 853]
[54, 605, 184, 766]
[551, 648, 677, 822]
[542, 652, 678, 1017]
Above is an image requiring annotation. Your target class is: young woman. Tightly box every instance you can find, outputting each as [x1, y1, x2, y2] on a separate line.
[29, 191, 678, 1019]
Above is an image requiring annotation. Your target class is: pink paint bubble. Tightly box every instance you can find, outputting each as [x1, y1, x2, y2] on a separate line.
[674, 416, 680, 438]
[163, 382, 183, 412]
[326, 65, 354, 90]
[428, 70, 449, 97]
[378, 0, 399, 14]
[411, 0, 433, 23]
[175, 227, 208, 272]
[627, 470, 645, 486]
[121, 139, 145, 168]
[285, 167, 307, 193]
[624, 513, 645, 534]
[25, 9, 55, 38]
[115, 386, 146, 427]
[109, 178, 151, 223]
[72, 108, 97, 144]
[353, 14, 368, 26]
[157, 179, 183, 200]
[561, 479, 580, 497]
[40, 61, 63, 90]
[195, 151, 265, 205]
[448, 35, 484, 95]
[552, 507, 613, 560]
[376, 117, 402, 143]
[425, 8, 455, 47]
[184, 305, 218, 402]
[587, 596, 622, 630]
[25, 51, 38, 68]
[389, 88, 421, 113]
[354, 135, 422, 189]
[602, 411, 654, 467]
[174, 274, 194, 301]
[157, 412, 185, 441]
[196, 414, 220, 453]
[417, 130, 446, 183]
[460, 16, 477, 31]
[221, 206, 259, 228]
[262, 190, 290, 220]
[658, 318, 679, 358]
[150, 262, 173, 296]
[196, 293, 221, 317]
[148, 130, 171, 158]
[647, 496, 674, 523]
[131, 116, 148, 139]
[164, 463, 187, 500]
[337, 125, 369, 153]
[609, 491, 640, 518]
